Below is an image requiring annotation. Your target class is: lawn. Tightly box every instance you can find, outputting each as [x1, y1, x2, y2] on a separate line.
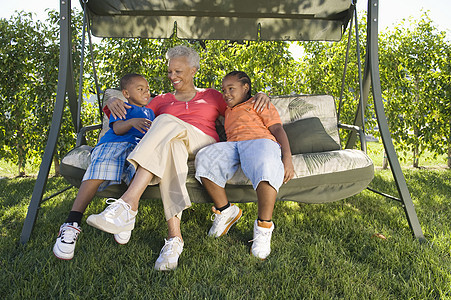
[0, 142, 450, 299]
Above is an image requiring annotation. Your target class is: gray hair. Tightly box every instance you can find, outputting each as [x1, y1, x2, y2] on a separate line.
[166, 45, 200, 71]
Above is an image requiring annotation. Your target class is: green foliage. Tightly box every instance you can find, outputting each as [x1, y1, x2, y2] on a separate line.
[197, 40, 298, 95]
[0, 10, 91, 176]
[95, 38, 298, 96]
[95, 38, 169, 94]
[379, 12, 451, 167]
[298, 16, 377, 144]
[0, 12, 60, 175]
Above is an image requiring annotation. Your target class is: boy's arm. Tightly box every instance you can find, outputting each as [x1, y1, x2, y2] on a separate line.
[112, 118, 152, 135]
[268, 123, 295, 184]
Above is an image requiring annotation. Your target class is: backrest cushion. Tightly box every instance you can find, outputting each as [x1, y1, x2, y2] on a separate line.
[283, 117, 340, 154]
[271, 94, 341, 153]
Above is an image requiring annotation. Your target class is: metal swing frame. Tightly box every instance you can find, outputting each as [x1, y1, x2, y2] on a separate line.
[20, 0, 425, 244]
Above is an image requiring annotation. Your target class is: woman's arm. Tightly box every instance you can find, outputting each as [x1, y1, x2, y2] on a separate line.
[251, 92, 271, 112]
[104, 97, 132, 120]
[268, 123, 295, 184]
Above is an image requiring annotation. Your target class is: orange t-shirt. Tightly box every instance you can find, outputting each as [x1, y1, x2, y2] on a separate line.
[224, 98, 282, 143]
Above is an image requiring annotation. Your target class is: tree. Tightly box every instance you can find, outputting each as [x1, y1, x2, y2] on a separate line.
[379, 12, 450, 167]
[0, 12, 60, 176]
[298, 16, 376, 145]
[197, 40, 298, 95]
[94, 38, 298, 96]
[0, 10, 94, 176]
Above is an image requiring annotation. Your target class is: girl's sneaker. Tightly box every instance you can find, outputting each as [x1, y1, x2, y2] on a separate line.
[154, 237, 184, 271]
[208, 204, 242, 237]
[250, 220, 274, 260]
[53, 222, 82, 260]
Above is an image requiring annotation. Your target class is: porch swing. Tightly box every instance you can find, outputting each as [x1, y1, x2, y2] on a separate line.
[20, 0, 425, 244]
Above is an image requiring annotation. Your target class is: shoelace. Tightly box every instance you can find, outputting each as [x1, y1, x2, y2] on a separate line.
[248, 230, 272, 243]
[61, 225, 80, 243]
[104, 198, 133, 220]
[210, 206, 223, 222]
[160, 238, 181, 256]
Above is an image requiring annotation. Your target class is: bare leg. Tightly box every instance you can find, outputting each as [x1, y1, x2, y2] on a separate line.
[167, 216, 182, 241]
[256, 181, 277, 221]
[201, 177, 229, 208]
[120, 166, 155, 211]
[71, 179, 104, 212]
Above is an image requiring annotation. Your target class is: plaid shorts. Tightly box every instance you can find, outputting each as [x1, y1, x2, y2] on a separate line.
[82, 142, 136, 191]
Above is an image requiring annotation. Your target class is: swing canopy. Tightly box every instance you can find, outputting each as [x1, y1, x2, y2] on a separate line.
[85, 0, 353, 41]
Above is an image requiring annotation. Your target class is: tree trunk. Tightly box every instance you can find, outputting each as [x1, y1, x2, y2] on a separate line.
[382, 150, 389, 170]
[448, 143, 451, 169]
[17, 144, 25, 177]
[53, 156, 60, 176]
[448, 119, 451, 169]
[413, 78, 420, 168]
[413, 143, 419, 168]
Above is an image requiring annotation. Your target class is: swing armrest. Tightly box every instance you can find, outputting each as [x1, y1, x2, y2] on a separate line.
[76, 124, 102, 147]
[338, 123, 367, 151]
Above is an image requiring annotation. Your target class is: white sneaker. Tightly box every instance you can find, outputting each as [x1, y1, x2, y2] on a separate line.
[114, 230, 132, 245]
[250, 220, 274, 260]
[208, 204, 242, 237]
[154, 237, 184, 271]
[53, 222, 81, 260]
[86, 198, 137, 234]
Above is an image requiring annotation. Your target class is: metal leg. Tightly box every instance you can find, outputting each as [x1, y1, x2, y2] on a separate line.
[367, 0, 425, 241]
[20, 0, 75, 244]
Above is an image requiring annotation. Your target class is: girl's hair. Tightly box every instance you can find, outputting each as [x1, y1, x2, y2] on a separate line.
[120, 73, 145, 90]
[166, 45, 200, 71]
[224, 71, 252, 100]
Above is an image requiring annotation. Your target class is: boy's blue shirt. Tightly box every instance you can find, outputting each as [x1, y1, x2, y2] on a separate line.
[97, 104, 155, 146]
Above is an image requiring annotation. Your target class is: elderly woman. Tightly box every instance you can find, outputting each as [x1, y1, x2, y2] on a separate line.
[86, 45, 270, 271]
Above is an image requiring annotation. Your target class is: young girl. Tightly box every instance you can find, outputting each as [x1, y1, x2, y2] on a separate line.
[195, 71, 294, 259]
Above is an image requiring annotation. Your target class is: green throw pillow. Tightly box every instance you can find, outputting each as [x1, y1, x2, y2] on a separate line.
[283, 117, 340, 154]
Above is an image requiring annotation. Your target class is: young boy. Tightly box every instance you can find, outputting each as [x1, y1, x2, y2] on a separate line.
[53, 73, 155, 260]
[195, 71, 294, 259]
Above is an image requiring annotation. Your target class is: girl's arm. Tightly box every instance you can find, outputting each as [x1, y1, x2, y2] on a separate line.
[268, 123, 295, 184]
[112, 118, 152, 135]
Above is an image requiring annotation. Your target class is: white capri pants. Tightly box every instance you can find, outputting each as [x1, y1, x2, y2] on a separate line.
[127, 114, 216, 220]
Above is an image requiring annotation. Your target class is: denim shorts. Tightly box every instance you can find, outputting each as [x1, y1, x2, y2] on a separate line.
[195, 139, 284, 191]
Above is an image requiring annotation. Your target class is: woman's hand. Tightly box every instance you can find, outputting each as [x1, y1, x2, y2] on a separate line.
[105, 97, 131, 119]
[251, 92, 271, 112]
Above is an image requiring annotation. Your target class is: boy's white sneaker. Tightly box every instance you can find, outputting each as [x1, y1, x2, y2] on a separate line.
[53, 222, 81, 260]
[250, 220, 274, 260]
[154, 237, 184, 271]
[86, 198, 137, 234]
[114, 230, 132, 244]
[208, 204, 242, 237]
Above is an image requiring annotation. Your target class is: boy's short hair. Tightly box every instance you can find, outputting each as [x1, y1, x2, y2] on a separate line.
[120, 73, 145, 90]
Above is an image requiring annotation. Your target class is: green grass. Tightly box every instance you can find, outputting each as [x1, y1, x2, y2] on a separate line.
[1, 142, 450, 299]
